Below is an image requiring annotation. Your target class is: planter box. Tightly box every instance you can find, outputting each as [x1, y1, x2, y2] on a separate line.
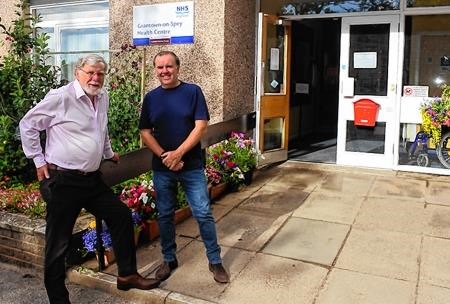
[0, 211, 92, 269]
[96, 249, 115, 267]
[208, 182, 228, 201]
[144, 206, 192, 241]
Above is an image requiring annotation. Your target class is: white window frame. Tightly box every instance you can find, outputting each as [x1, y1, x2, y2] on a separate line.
[31, 0, 109, 80]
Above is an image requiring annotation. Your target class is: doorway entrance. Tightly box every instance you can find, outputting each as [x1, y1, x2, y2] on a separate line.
[288, 18, 341, 163]
[337, 15, 400, 168]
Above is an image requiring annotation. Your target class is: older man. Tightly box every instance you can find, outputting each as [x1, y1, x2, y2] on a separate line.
[19, 54, 160, 304]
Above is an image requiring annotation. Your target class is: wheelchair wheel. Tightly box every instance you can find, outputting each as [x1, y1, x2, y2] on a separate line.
[417, 153, 430, 167]
[437, 131, 450, 169]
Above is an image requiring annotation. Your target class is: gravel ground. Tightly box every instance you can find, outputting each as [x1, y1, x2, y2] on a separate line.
[0, 262, 137, 304]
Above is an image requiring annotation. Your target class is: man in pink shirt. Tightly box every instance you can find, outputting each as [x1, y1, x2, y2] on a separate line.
[19, 54, 160, 304]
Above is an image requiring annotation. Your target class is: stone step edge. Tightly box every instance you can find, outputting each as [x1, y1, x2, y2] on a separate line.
[67, 267, 217, 304]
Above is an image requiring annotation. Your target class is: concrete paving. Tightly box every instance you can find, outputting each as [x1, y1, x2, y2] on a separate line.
[69, 161, 450, 304]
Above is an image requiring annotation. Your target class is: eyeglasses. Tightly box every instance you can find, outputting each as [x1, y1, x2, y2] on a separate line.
[79, 69, 106, 79]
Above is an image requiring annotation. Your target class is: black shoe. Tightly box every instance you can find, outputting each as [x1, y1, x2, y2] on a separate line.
[209, 263, 229, 283]
[117, 273, 160, 290]
[155, 259, 178, 281]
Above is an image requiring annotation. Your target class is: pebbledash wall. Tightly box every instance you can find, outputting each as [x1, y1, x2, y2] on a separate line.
[110, 0, 256, 123]
[0, 0, 20, 59]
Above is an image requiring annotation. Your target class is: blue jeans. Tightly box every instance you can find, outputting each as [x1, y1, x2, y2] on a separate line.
[153, 168, 222, 264]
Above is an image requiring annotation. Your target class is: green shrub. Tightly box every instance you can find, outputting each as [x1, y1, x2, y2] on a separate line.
[107, 44, 148, 154]
[0, 0, 64, 185]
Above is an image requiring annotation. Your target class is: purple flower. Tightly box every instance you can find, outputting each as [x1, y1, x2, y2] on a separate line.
[82, 223, 113, 252]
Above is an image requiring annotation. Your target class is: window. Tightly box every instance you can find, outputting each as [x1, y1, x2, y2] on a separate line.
[31, 1, 109, 81]
[273, 0, 400, 16]
[407, 0, 450, 8]
[398, 14, 450, 169]
[402, 15, 450, 97]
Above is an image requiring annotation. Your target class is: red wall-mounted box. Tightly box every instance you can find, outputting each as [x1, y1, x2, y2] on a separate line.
[353, 99, 379, 127]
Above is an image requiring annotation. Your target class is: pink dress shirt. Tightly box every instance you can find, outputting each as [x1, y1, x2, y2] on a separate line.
[19, 80, 114, 172]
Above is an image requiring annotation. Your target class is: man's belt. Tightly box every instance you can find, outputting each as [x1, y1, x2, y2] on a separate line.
[47, 163, 96, 176]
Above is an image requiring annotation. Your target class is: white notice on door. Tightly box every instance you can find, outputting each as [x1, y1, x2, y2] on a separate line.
[354, 52, 377, 69]
[296, 83, 309, 94]
[343, 77, 355, 97]
[270, 48, 280, 71]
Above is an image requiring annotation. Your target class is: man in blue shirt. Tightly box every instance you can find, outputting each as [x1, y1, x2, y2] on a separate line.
[139, 51, 229, 283]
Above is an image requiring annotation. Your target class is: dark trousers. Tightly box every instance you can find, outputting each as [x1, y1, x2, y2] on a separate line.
[41, 170, 137, 304]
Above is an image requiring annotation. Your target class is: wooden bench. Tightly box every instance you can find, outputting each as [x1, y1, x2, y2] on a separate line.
[95, 112, 256, 270]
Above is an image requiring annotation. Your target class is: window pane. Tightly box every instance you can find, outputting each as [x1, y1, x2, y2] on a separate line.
[264, 23, 285, 94]
[264, 117, 284, 151]
[407, 0, 450, 8]
[33, 1, 109, 81]
[349, 24, 390, 96]
[346, 121, 385, 154]
[277, 0, 399, 15]
[35, 2, 109, 21]
[402, 15, 450, 97]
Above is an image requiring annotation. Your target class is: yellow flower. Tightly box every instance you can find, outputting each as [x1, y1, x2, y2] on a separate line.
[88, 221, 96, 229]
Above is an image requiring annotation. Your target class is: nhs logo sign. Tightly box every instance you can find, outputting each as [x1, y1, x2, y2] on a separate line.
[175, 2, 191, 16]
[177, 5, 189, 12]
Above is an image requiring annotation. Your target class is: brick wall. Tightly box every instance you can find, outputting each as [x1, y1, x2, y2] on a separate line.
[0, 212, 46, 270]
[0, 211, 95, 270]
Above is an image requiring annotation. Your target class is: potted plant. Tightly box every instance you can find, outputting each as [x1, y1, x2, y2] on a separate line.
[119, 174, 191, 241]
[420, 84, 450, 145]
[226, 131, 258, 185]
[205, 131, 258, 193]
[81, 220, 115, 267]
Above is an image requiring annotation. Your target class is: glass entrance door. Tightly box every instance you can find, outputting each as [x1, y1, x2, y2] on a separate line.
[336, 15, 400, 168]
[255, 13, 291, 166]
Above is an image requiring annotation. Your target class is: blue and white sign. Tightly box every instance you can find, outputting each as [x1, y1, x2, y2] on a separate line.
[133, 1, 194, 46]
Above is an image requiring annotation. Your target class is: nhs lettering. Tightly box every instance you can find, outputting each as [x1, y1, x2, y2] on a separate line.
[177, 5, 189, 12]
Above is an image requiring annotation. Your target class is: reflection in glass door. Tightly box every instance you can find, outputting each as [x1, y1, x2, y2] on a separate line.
[337, 15, 399, 168]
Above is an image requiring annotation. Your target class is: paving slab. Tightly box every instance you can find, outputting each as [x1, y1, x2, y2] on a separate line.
[154, 240, 254, 302]
[316, 172, 375, 196]
[238, 186, 309, 216]
[292, 192, 364, 225]
[353, 196, 426, 234]
[425, 180, 450, 206]
[217, 253, 328, 304]
[424, 204, 450, 239]
[176, 204, 234, 239]
[212, 187, 256, 208]
[263, 217, 350, 266]
[215, 208, 289, 251]
[265, 168, 326, 192]
[368, 176, 426, 199]
[335, 228, 421, 281]
[316, 269, 415, 304]
[420, 236, 450, 288]
[416, 283, 450, 304]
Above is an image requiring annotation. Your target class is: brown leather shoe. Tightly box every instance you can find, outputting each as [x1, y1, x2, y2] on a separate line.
[117, 273, 160, 291]
[155, 259, 178, 281]
[209, 263, 229, 283]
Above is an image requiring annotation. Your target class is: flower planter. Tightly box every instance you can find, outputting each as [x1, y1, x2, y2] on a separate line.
[134, 229, 141, 246]
[144, 206, 192, 241]
[96, 249, 115, 267]
[208, 182, 228, 200]
[243, 169, 254, 186]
